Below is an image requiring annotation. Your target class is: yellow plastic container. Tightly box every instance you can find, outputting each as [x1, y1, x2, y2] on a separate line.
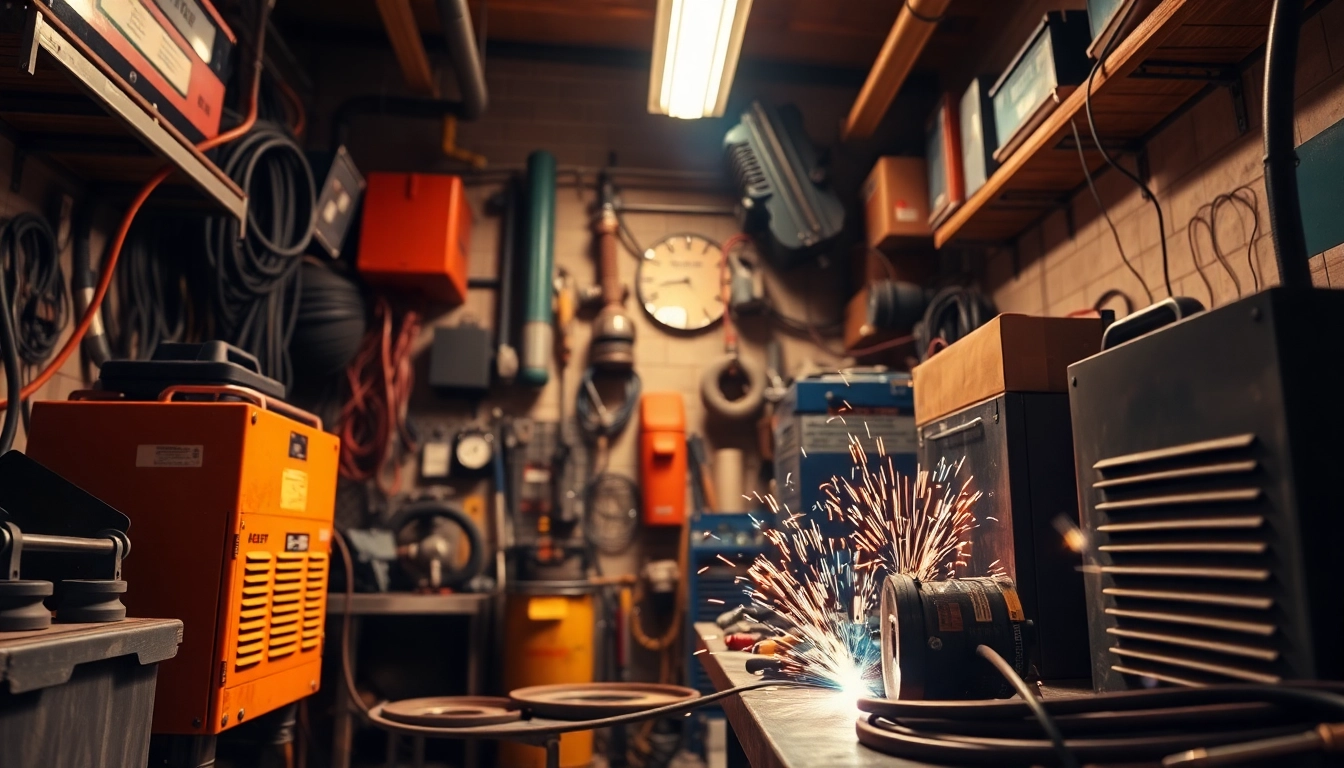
[500, 581, 596, 768]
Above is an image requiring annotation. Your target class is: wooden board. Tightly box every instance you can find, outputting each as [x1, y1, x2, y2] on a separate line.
[935, 0, 1278, 248]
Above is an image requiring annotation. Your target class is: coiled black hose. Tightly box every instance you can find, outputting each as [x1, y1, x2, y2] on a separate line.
[1, 213, 66, 367]
[202, 121, 317, 387]
[115, 217, 194, 360]
[0, 223, 22, 454]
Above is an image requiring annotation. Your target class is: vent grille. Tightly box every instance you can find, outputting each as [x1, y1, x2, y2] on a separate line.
[234, 547, 329, 670]
[725, 142, 770, 198]
[1089, 432, 1281, 687]
[303, 553, 328, 651]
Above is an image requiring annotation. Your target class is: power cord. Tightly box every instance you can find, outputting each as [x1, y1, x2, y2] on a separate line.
[0, 213, 67, 369]
[1070, 120, 1153, 304]
[1084, 0, 1173, 298]
[339, 299, 420, 497]
[576, 366, 641, 441]
[977, 645, 1077, 768]
[0, 230, 22, 454]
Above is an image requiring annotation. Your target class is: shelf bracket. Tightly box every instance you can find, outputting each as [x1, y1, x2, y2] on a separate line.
[1131, 60, 1248, 136]
[18, 7, 41, 75]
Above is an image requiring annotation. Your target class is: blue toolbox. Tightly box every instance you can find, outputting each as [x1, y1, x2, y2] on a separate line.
[772, 372, 917, 539]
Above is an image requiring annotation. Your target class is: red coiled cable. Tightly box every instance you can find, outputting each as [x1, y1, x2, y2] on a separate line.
[339, 299, 420, 496]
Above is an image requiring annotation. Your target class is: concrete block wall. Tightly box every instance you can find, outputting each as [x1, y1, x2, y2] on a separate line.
[985, 6, 1344, 316]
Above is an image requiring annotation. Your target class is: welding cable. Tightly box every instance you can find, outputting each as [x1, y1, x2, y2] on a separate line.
[913, 286, 993, 361]
[1084, 1, 1173, 298]
[0, 0, 272, 410]
[576, 366, 641, 441]
[0, 213, 67, 369]
[0, 238, 22, 454]
[331, 529, 371, 719]
[977, 646, 1077, 768]
[1070, 120, 1153, 304]
[113, 218, 194, 360]
[855, 683, 1344, 766]
[71, 205, 112, 368]
[339, 300, 420, 496]
[201, 121, 317, 386]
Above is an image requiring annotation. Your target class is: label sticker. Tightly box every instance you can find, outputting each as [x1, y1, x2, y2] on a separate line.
[288, 431, 308, 461]
[965, 581, 993, 623]
[935, 598, 963, 632]
[895, 205, 918, 222]
[152, 0, 216, 65]
[1001, 584, 1026, 622]
[97, 0, 193, 96]
[284, 533, 310, 552]
[136, 444, 203, 467]
[280, 468, 308, 511]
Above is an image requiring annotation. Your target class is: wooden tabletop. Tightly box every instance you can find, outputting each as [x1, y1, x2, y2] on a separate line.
[693, 622, 932, 768]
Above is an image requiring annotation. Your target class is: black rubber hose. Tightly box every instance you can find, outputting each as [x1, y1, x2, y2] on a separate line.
[72, 203, 111, 367]
[0, 236, 21, 455]
[1263, 0, 1312, 290]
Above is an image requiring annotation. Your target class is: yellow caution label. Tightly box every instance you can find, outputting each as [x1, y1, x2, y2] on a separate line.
[280, 468, 309, 511]
[1001, 585, 1026, 622]
[528, 596, 570, 621]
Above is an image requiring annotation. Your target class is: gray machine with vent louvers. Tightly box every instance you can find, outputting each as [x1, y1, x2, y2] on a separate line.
[1069, 292, 1344, 691]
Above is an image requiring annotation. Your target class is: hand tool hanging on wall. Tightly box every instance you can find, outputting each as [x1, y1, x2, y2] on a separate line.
[521, 151, 557, 386]
[493, 178, 520, 384]
[590, 174, 636, 368]
[700, 235, 766, 421]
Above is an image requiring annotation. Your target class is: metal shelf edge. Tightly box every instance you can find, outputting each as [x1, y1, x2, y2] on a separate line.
[29, 10, 247, 221]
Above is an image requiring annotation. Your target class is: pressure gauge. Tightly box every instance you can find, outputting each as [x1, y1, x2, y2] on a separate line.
[636, 233, 725, 332]
[453, 428, 494, 475]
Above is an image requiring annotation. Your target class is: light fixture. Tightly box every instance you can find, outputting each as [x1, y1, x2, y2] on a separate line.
[648, 0, 754, 119]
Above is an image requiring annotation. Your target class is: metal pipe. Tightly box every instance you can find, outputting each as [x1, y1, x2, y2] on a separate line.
[21, 533, 116, 554]
[436, 0, 488, 120]
[1262, 0, 1311, 290]
[520, 151, 557, 386]
[616, 203, 737, 216]
[843, 0, 952, 139]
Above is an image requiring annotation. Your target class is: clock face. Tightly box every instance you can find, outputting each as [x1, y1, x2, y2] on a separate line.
[455, 432, 493, 471]
[637, 233, 725, 332]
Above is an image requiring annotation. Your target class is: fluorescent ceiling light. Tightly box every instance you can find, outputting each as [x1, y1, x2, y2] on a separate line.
[648, 0, 754, 119]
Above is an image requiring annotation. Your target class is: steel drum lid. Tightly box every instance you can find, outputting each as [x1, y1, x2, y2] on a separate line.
[509, 682, 700, 719]
[381, 696, 522, 727]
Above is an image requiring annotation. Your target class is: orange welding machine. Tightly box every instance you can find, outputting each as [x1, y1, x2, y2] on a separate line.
[25, 343, 338, 737]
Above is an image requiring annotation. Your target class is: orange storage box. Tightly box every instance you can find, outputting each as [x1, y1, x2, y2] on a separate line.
[357, 172, 472, 304]
[640, 393, 687, 527]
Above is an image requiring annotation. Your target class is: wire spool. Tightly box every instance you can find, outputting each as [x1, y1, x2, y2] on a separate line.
[880, 573, 1031, 700]
[0, 213, 67, 367]
[381, 696, 521, 727]
[584, 473, 639, 555]
[387, 500, 485, 590]
[913, 286, 996, 361]
[866, 280, 931, 331]
[508, 683, 700, 719]
[54, 579, 127, 623]
[699, 354, 766, 420]
[289, 260, 367, 387]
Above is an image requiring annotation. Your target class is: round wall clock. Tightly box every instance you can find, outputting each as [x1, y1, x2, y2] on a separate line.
[636, 233, 725, 332]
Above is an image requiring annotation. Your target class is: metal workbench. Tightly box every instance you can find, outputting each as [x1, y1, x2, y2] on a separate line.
[693, 621, 925, 768]
[328, 592, 492, 768]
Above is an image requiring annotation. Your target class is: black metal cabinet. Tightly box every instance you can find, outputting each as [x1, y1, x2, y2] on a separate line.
[918, 392, 1089, 682]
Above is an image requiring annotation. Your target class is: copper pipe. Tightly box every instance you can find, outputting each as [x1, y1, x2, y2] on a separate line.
[843, 0, 953, 139]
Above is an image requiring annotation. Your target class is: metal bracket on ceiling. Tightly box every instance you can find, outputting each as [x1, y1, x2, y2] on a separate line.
[1131, 60, 1249, 136]
[18, 7, 41, 75]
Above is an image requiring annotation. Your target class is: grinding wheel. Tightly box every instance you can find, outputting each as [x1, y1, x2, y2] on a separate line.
[381, 696, 522, 727]
[509, 682, 700, 719]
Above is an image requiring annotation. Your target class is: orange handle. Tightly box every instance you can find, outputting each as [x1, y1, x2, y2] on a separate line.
[155, 384, 324, 430]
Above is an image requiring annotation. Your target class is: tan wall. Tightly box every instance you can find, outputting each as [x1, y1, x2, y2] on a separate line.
[985, 6, 1344, 317]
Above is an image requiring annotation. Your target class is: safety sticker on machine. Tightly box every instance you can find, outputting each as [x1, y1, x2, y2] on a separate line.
[136, 444, 204, 467]
[280, 468, 309, 511]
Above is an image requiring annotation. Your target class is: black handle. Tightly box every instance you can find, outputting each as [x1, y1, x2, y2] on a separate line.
[1101, 297, 1205, 350]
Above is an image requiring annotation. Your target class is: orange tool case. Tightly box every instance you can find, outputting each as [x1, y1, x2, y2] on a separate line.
[640, 392, 687, 526]
[356, 172, 473, 305]
[27, 370, 337, 735]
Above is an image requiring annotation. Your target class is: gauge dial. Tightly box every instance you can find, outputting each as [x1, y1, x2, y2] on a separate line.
[454, 430, 494, 473]
[636, 233, 725, 332]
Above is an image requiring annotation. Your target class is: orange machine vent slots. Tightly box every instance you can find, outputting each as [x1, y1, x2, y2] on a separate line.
[302, 552, 328, 651]
[237, 552, 274, 669]
[268, 553, 307, 660]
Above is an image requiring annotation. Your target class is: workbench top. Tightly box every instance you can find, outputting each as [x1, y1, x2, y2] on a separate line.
[693, 621, 928, 768]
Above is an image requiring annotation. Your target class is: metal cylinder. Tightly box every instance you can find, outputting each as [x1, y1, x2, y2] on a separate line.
[520, 151, 557, 386]
[714, 449, 745, 512]
[500, 581, 596, 768]
[880, 573, 1031, 700]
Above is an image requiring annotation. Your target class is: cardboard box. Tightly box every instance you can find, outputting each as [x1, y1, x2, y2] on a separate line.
[863, 157, 931, 251]
[911, 314, 1102, 426]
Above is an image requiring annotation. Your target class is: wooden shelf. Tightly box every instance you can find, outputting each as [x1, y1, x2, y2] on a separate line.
[934, 0, 1279, 248]
[0, 4, 246, 220]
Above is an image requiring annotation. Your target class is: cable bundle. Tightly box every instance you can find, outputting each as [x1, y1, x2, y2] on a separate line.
[914, 286, 995, 361]
[289, 259, 367, 389]
[202, 121, 317, 387]
[339, 299, 420, 496]
[114, 217, 194, 360]
[1, 213, 67, 368]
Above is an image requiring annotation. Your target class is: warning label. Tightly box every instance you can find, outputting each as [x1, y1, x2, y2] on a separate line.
[965, 581, 993, 623]
[1001, 584, 1026, 622]
[935, 599, 963, 632]
[136, 444, 203, 467]
[799, 414, 917, 455]
[280, 468, 309, 511]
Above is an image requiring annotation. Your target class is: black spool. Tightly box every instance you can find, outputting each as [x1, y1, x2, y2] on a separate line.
[866, 280, 931, 331]
[880, 573, 1031, 700]
[0, 579, 53, 631]
[55, 579, 127, 623]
